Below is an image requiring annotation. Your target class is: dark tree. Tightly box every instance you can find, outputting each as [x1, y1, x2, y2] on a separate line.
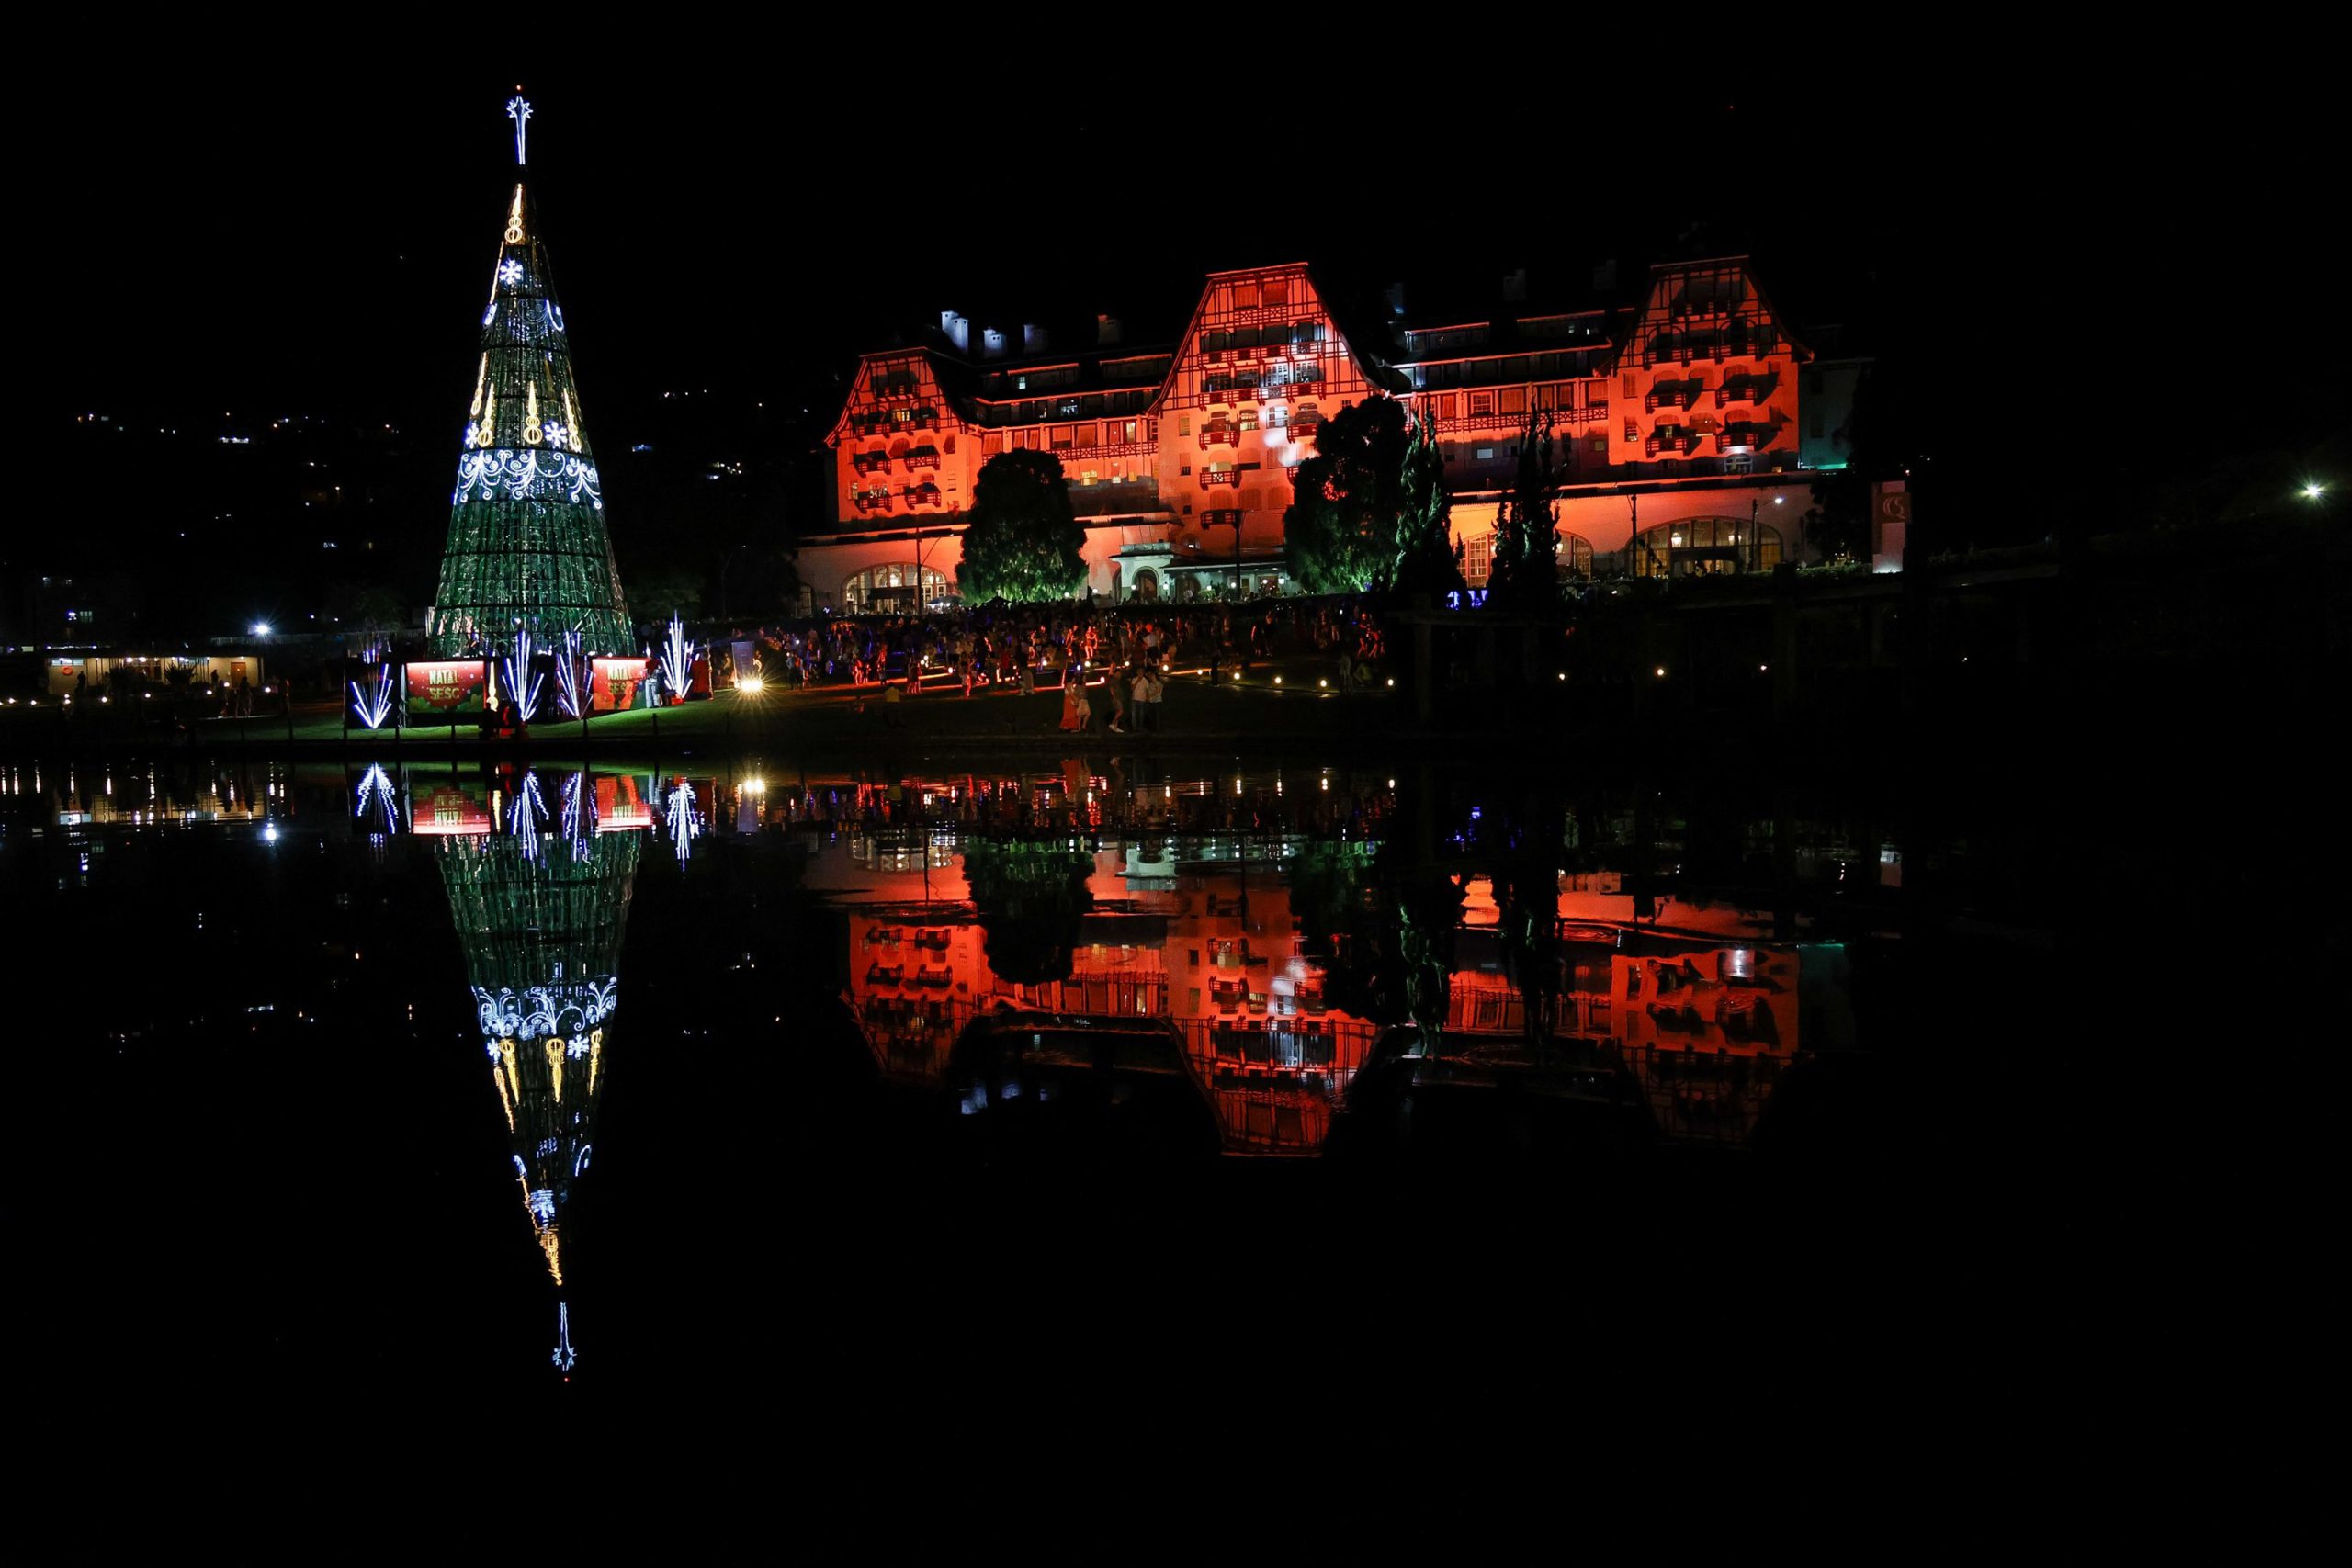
[1486, 412, 1560, 611]
[962, 840, 1094, 986]
[1281, 396, 1411, 593]
[1391, 406, 1465, 600]
[956, 450, 1086, 603]
[1284, 842, 1405, 1025]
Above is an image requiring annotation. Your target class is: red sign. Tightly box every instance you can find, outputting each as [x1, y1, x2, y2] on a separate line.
[406, 660, 491, 716]
[595, 774, 653, 831]
[412, 783, 494, 836]
[592, 657, 650, 713]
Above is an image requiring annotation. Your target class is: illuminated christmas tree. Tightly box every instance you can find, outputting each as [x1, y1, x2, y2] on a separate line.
[429, 96, 631, 657]
[435, 769, 645, 1370]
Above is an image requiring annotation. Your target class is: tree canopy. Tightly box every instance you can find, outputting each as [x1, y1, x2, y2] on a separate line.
[1281, 396, 1411, 593]
[963, 839, 1094, 986]
[1391, 405, 1465, 600]
[1486, 411, 1561, 610]
[956, 450, 1086, 603]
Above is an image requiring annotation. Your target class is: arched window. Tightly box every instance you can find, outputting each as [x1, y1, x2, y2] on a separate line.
[1561, 532, 1595, 578]
[1630, 517, 1782, 578]
[842, 563, 955, 615]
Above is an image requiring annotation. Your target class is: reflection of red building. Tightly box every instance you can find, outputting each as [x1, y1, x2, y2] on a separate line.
[1442, 932, 1800, 1146]
[836, 841, 1379, 1155]
[804, 257, 1848, 606]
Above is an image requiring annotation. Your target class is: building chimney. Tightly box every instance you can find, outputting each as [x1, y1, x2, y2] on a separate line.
[1023, 322, 1049, 354]
[981, 327, 1007, 359]
[1095, 313, 1122, 346]
[940, 310, 970, 353]
[1501, 267, 1528, 303]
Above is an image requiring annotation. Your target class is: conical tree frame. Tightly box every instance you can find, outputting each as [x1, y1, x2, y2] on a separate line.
[430, 162, 631, 657]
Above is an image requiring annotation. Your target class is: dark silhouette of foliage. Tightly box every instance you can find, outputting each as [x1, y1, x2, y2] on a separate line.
[962, 839, 1094, 985]
[1392, 406, 1465, 600]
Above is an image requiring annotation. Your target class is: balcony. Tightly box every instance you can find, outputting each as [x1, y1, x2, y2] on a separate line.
[901, 444, 941, 470]
[1200, 468, 1242, 490]
[1645, 383, 1700, 413]
[1198, 422, 1238, 449]
[907, 481, 944, 507]
[1289, 413, 1322, 441]
[1716, 423, 1774, 455]
[1713, 374, 1778, 409]
[1645, 430, 1700, 458]
[855, 407, 938, 438]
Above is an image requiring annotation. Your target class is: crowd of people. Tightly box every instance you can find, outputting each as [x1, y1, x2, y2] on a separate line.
[707, 598, 1390, 715]
[713, 767, 1399, 840]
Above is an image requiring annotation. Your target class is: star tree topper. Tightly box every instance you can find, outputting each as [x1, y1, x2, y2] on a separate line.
[507, 94, 532, 166]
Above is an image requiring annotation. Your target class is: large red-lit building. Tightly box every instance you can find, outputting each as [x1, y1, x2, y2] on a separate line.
[803, 256, 1858, 610]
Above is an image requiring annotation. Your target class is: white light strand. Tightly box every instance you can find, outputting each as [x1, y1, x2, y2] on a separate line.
[509, 96, 532, 166]
[452, 451, 603, 510]
[664, 778, 700, 866]
[350, 666, 396, 729]
[503, 627, 546, 723]
[658, 614, 695, 703]
[353, 764, 399, 832]
[555, 630, 591, 720]
[560, 765, 595, 843]
[512, 770, 548, 857]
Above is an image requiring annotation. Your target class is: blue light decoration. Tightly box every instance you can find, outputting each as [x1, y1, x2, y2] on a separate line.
[350, 665, 396, 729]
[354, 764, 399, 835]
[507, 94, 532, 166]
[503, 627, 547, 723]
[554, 631, 590, 721]
[512, 771, 548, 859]
[560, 766, 596, 846]
[551, 1300, 576, 1374]
[1443, 589, 1490, 610]
[499, 257, 524, 288]
[657, 614, 695, 705]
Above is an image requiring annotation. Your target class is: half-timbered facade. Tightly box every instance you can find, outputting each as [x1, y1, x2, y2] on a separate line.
[802, 256, 1844, 608]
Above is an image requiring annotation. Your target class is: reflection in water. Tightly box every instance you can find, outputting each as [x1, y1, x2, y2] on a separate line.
[828, 825, 1799, 1156]
[7, 752, 1962, 1396]
[414, 767, 648, 1376]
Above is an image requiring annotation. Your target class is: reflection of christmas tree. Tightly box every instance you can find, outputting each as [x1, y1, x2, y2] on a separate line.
[429, 96, 631, 657]
[436, 814, 641, 1303]
[961, 840, 1093, 986]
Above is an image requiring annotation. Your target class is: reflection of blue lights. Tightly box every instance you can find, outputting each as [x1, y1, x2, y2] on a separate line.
[551, 1300, 576, 1374]
[574, 1145, 592, 1177]
[355, 765, 399, 833]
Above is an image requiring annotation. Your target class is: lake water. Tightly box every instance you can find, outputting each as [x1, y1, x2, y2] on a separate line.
[15, 750, 2097, 1424]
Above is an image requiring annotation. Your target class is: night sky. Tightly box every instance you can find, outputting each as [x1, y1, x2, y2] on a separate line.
[26, 58, 2333, 613]
[56, 67, 1939, 429]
